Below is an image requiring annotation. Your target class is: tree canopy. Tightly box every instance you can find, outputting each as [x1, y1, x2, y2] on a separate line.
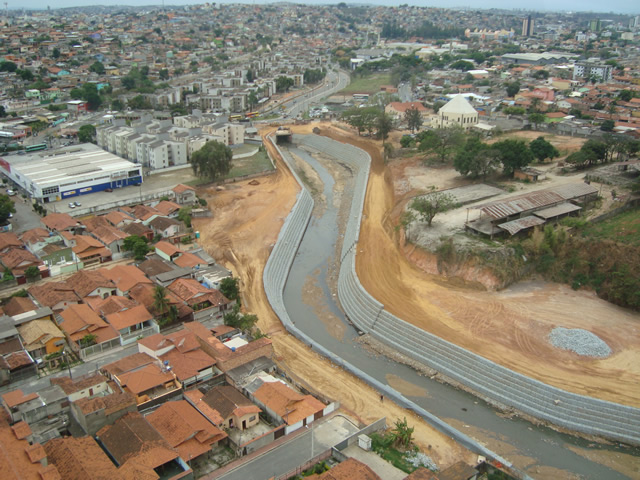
[418, 126, 464, 164]
[405, 107, 423, 134]
[453, 136, 498, 178]
[220, 277, 240, 302]
[0, 195, 16, 225]
[78, 124, 96, 143]
[123, 235, 150, 261]
[492, 138, 534, 176]
[191, 140, 233, 182]
[529, 136, 559, 162]
[409, 190, 457, 227]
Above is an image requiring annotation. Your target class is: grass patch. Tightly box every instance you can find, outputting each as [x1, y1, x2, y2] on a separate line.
[370, 433, 417, 474]
[580, 208, 640, 247]
[225, 148, 275, 179]
[339, 73, 393, 95]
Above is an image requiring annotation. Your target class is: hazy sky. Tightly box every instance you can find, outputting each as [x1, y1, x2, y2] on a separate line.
[8, 1, 640, 15]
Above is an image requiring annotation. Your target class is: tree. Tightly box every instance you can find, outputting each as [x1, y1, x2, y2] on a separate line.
[79, 334, 97, 347]
[391, 417, 414, 449]
[159, 68, 169, 80]
[0, 61, 18, 72]
[52, 48, 60, 59]
[418, 126, 464, 164]
[123, 235, 150, 261]
[0, 106, 6, 118]
[177, 207, 192, 229]
[618, 90, 633, 102]
[275, 76, 294, 93]
[341, 107, 380, 136]
[223, 304, 258, 332]
[529, 136, 559, 162]
[492, 138, 534, 176]
[528, 113, 545, 130]
[453, 136, 497, 178]
[0, 195, 16, 225]
[376, 112, 393, 141]
[409, 190, 457, 227]
[506, 81, 520, 98]
[24, 266, 40, 281]
[127, 95, 152, 110]
[191, 140, 233, 182]
[600, 119, 615, 132]
[405, 106, 423, 133]
[449, 60, 474, 71]
[78, 124, 96, 143]
[152, 285, 176, 325]
[89, 61, 105, 75]
[220, 277, 240, 302]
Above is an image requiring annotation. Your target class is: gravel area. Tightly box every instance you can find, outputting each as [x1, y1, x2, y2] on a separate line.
[548, 327, 612, 358]
[405, 451, 438, 471]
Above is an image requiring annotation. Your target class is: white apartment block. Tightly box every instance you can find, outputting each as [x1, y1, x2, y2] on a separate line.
[573, 62, 613, 82]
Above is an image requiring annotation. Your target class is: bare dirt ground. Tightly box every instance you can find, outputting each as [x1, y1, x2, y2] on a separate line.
[193, 124, 474, 470]
[313, 125, 640, 411]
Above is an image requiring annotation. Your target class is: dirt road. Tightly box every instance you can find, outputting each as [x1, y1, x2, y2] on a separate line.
[193, 125, 473, 469]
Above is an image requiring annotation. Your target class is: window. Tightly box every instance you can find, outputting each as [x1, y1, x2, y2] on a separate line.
[249, 415, 256, 422]
[42, 186, 60, 195]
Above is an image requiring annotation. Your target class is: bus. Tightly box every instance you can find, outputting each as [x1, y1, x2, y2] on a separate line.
[229, 114, 243, 122]
[245, 111, 259, 118]
[25, 143, 47, 153]
[352, 93, 369, 101]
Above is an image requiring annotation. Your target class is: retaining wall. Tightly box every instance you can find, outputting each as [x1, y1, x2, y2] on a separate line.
[262, 134, 527, 478]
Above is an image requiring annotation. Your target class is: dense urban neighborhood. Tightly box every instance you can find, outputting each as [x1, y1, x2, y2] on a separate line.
[0, 3, 639, 480]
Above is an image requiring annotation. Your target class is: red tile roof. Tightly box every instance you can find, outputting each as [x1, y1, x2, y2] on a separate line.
[101, 265, 152, 293]
[116, 363, 176, 395]
[2, 389, 39, 409]
[106, 304, 153, 331]
[41, 213, 77, 232]
[44, 436, 119, 480]
[253, 381, 325, 426]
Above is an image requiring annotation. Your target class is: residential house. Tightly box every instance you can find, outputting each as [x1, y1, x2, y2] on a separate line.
[384, 102, 429, 121]
[101, 264, 153, 295]
[96, 412, 191, 477]
[247, 376, 325, 428]
[122, 221, 154, 242]
[173, 184, 197, 205]
[148, 216, 184, 239]
[105, 305, 159, 346]
[112, 362, 181, 406]
[0, 232, 23, 253]
[16, 319, 65, 359]
[154, 200, 182, 218]
[50, 373, 111, 403]
[90, 225, 129, 260]
[28, 283, 80, 312]
[174, 252, 209, 270]
[138, 330, 218, 387]
[3, 296, 39, 317]
[84, 295, 139, 318]
[71, 235, 112, 266]
[168, 278, 233, 321]
[100, 352, 156, 380]
[44, 436, 120, 480]
[41, 213, 81, 234]
[0, 409, 59, 480]
[57, 304, 120, 354]
[66, 270, 117, 299]
[155, 241, 183, 262]
[105, 210, 134, 229]
[184, 321, 273, 373]
[129, 282, 194, 323]
[0, 248, 44, 282]
[146, 400, 227, 464]
[185, 385, 261, 432]
[1, 389, 41, 424]
[70, 389, 137, 436]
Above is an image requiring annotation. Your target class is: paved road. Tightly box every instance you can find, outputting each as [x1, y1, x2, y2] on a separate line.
[9, 193, 43, 233]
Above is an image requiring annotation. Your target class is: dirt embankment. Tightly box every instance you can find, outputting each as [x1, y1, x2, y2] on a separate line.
[313, 125, 640, 410]
[193, 124, 474, 469]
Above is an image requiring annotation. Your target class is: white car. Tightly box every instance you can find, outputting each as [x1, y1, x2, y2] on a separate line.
[68, 202, 76, 208]
[7, 189, 15, 196]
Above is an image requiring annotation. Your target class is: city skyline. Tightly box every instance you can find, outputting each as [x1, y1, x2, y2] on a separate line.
[6, 0, 640, 15]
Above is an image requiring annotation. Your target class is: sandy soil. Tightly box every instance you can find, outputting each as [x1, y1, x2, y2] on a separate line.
[310, 126, 640, 409]
[193, 124, 474, 469]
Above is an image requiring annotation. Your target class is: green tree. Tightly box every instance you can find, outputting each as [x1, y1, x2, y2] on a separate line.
[391, 417, 414, 449]
[77, 124, 96, 143]
[191, 140, 233, 182]
[52, 47, 61, 59]
[177, 207, 192, 229]
[453, 136, 497, 178]
[409, 190, 458, 227]
[89, 61, 105, 75]
[506, 81, 520, 98]
[341, 107, 380, 136]
[618, 90, 633, 102]
[123, 235, 150, 261]
[220, 277, 240, 302]
[529, 136, 559, 162]
[223, 304, 258, 332]
[79, 334, 97, 347]
[0, 61, 17, 72]
[127, 95, 153, 110]
[449, 60, 474, 71]
[24, 266, 40, 280]
[493, 138, 534, 176]
[528, 112, 545, 129]
[0, 195, 16, 224]
[418, 126, 464, 164]
[152, 285, 177, 325]
[600, 119, 615, 132]
[0, 106, 6, 118]
[376, 112, 393, 141]
[275, 76, 294, 93]
[159, 68, 169, 80]
[404, 106, 423, 133]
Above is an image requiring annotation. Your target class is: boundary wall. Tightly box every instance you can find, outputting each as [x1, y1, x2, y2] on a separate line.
[262, 134, 528, 478]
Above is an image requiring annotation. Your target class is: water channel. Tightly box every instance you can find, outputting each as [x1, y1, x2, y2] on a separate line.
[281, 142, 639, 479]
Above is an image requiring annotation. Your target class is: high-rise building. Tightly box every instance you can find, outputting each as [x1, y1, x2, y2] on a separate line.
[589, 19, 602, 32]
[522, 15, 534, 37]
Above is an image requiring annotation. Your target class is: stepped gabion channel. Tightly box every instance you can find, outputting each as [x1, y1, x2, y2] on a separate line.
[549, 327, 612, 358]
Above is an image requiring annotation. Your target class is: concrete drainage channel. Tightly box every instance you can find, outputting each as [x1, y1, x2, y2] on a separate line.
[263, 133, 640, 471]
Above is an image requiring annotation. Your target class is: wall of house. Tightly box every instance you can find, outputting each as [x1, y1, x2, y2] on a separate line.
[70, 401, 137, 436]
[67, 381, 110, 403]
[217, 341, 273, 372]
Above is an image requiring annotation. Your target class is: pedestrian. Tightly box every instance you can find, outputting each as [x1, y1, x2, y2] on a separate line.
[380, 394, 384, 403]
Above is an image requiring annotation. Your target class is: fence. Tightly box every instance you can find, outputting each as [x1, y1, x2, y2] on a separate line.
[333, 417, 387, 451]
[276, 449, 332, 480]
[79, 337, 121, 360]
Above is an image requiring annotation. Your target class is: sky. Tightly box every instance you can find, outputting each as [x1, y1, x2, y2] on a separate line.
[7, 0, 640, 15]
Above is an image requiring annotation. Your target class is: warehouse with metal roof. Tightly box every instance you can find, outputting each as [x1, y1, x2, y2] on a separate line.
[0, 143, 142, 203]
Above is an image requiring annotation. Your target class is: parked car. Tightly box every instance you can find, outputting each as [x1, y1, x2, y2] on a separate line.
[68, 202, 76, 208]
[74, 201, 81, 207]
[7, 189, 16, 196]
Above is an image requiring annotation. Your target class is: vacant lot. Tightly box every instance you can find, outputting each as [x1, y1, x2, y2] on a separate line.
[339, 73, 393, 95]
[580, 207, 640, 247]
[225, 148, 274, 179]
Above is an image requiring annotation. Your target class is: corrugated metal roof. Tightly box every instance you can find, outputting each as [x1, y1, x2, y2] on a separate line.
[534, 203, 582, 220]
[477, 183, 597, 220]
[498, 216, 546, 235]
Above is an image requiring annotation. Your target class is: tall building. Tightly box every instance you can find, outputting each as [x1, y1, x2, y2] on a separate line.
[522, 15, 534, 37]
[589, 19, 602, 32]
[573, 61, 613, 83]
